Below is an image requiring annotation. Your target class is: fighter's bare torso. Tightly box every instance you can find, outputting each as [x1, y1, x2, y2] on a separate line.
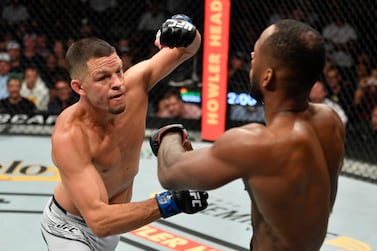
[53, 70, 150, 216]
[240, 104, 344, 251]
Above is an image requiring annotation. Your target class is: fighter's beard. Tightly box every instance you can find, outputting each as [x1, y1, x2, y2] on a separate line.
[249, 79, 264, 104]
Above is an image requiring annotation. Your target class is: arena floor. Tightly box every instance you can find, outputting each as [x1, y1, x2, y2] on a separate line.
[1, 135, 376, 251]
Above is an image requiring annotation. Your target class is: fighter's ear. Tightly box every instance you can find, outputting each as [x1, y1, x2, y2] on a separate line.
[71, 79, 86, 95]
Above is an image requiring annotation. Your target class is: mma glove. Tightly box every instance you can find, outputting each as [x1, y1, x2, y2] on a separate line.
[149, 124, 188, 156]
[156, 14, 197, 48]
[156, 190, 208, 218]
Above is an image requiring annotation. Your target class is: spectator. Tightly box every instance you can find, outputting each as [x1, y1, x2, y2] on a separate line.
[227, 50, 250, 93]
[116, 37, 134, 71]
[48, 78, 78, 115]
[20, 65, 49, 111]
[35, 33, 50, 58]
[1, 0, 30, 26]
[21, 34, 45, 71]
[322, 53, 336, 76]
[0, 52, 11, 99]
[310, 80, 348, 125]
[12, 20, 28, 42]
[0, 73, 37, 114]
[289, 0, 320, 29]
[78, 18, 99, 38]
[348, 103, 377, 154]
[40, 53, 69, 89]
[51, 39, 67, 68]
[354, 62, 369, 84]
[84, 0, 117, 38]
[6, 40, 23, 74]
[65, 36, 75, 49]
[137, 0, 166, 32]
[0, 30, 13, 51]
[127, 31, 146, 63]
[156, 89, 201, 119]
[353, 67, 377, 121]
[325, 68, 354, 118]
[356, 52, 374, 73]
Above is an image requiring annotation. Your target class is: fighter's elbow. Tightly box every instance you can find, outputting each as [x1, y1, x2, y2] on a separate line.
[89, 222, 111, 237]
[158, 174, 177, 190]
[93, 228, 108, 238]
[158, 176, 171, 189]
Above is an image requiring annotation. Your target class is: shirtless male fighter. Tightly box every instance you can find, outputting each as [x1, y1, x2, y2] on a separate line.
[151, 19, 345, 251]
[41, 15, 208, 251]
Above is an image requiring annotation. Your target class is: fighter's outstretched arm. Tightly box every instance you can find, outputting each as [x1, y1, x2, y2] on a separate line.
[151, 124, 264, 190]
[128, 14, 201, 92]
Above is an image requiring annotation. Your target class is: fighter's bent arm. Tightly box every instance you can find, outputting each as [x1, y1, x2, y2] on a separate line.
[52, 128, 161, 237]
[156, 128, 253, 191]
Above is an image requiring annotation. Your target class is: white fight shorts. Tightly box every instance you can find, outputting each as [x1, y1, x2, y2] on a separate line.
[40, 197, 119, 251]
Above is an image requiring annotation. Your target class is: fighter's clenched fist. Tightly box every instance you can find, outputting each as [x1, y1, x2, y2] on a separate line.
[156, 14, 197, 48]
[156, 190, 208, 218]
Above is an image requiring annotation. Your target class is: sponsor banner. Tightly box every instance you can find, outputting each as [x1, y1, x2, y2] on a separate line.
[0, 160, 60, 182]
[0, 113, 57, 136]
[130, 225, 219, 251]
[201, 0, 231, 141]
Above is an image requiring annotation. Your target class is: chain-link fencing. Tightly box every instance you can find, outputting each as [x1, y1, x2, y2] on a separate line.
[0, 0, 376, 182]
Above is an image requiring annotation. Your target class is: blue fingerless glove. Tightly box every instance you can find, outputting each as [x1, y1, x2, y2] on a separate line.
[156, 191, 180, 218]
[156, 190, 209, 218]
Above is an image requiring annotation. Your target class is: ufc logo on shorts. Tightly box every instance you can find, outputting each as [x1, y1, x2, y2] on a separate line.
[189, 191, 203, 207]
[167, 20, 194, 31]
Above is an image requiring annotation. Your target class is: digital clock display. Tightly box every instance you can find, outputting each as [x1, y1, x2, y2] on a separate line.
[180, 88, 257, 107]
[227, 92, 257, 106]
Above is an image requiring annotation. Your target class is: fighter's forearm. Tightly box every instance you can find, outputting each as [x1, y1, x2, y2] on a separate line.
[158, 134, 185, 170]
[157, 134, 186, 188]
[86, 199, 161, 237]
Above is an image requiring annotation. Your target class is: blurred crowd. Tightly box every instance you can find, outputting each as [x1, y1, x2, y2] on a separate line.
[0, 0, 376, 136]
[0, 0, 202, 116]
[227, 0, 377, 136]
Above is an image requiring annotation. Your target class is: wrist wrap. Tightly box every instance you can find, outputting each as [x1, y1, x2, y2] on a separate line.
[156, 191, 180, 218]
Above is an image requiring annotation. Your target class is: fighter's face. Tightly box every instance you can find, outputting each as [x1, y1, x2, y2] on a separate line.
[84, 53, 126, 114]
[248, 25, 276, 104]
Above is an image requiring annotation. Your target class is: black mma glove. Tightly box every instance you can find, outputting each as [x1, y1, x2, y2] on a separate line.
[156, 14, 196, 48]
[149, 124, 188, 156]
[156, 190, 208, 218]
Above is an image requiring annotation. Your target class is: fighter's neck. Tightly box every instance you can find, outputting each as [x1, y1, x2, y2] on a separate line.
[263, 98, 309, 124]
[76, 100, 118, 127]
